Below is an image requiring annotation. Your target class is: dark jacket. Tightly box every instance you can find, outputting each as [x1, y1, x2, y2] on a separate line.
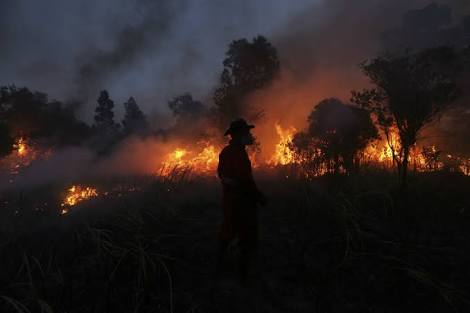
[217, 141, 259, 200]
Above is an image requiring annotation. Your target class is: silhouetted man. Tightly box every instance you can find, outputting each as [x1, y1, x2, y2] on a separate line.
[216, 118, 266, 285]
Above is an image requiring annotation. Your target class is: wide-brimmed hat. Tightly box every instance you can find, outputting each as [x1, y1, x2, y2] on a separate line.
[224, 118, 255, 136]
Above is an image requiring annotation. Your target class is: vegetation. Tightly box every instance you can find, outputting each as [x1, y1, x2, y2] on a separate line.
[293, 98, 378, 174]
[122, 97, 149, 137]
[351, 46, 461, 188]
[213, 36, 280, 129]
[0, 86, 90, 146]
[0, 172, 469, 312]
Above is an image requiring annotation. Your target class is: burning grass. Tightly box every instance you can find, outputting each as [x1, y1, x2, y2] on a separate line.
[158, 142, 219, 177]
[2, 123, 470, 187]
[60, 185, 99, 214]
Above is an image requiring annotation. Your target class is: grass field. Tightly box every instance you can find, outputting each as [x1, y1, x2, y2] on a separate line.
[0, 169, 469, 313]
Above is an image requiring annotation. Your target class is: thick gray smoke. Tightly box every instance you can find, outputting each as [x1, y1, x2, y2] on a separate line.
[0, 0, 313, 121]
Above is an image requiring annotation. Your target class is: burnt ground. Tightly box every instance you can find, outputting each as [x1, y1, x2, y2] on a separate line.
[0, 170, 470, 312]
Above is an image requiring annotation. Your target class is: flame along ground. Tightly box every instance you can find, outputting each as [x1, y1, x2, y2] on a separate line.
[158, 143, 219, 176]
[157, 122, 470, 176]
[3, 124, 470, 212]
[60, 185, 99, 215]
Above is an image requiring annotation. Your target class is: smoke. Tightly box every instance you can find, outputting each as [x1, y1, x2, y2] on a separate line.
[0, 135, 195, 191]
[1, 0, 470, 189]
[0, 0, 314, 121]
[246, 0, 470, 159]
[0, 147, 96, 190]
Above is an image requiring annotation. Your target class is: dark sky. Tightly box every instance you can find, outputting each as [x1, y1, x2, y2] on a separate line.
[1, 0, 466, 123]
[0, 0, 314, 120]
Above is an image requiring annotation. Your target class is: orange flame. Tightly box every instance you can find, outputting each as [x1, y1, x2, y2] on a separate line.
[2, 137, 41, 179]
[60, 185, 98, 214]
[159, 142, 219, 176]
[269, 123, 296, 166]
[14, 137, 28, 156]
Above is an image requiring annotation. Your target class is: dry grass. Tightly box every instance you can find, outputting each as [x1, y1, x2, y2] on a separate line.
[0, 171, 469, 312]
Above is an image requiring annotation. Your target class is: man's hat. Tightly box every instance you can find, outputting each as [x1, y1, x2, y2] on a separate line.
[224, 118, 255, 136]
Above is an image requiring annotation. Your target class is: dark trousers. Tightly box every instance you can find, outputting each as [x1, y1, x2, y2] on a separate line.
[217, 192, 258, 280]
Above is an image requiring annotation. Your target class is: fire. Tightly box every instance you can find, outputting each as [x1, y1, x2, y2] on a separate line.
[169, 148, 188, 165]
[14, 137, 28, 156]
[0, 137, 44, 180]
[362, 128, 401, 166]
[269, 123, 296, 165]
[60, 185, 98, 214]
[173, 149, 186, 159]
[192, 145, 218, 172]
[459, 158, 470, 176]
[264, 122, 470, 176]
[159, 142, 219, 176]
[155, 123, 424, 175]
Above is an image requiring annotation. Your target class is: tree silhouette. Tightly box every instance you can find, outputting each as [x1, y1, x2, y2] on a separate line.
[169, 93, 206, 123]
[167, 93, 211, 139]
[352, 46, 461, 189]
[92, 90, 121, 154]
[122, 97, 149, 136]
[94, 90, 119, 131]
[0, 86, 90, 145]
[213, 36, 280, 129]
[306, 98, 377, 174]
[0, 86, 47, 138]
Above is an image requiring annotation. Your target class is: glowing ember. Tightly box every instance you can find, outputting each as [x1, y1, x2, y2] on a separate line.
[60, 185, 98, 214]
[269, 123, 296, 166]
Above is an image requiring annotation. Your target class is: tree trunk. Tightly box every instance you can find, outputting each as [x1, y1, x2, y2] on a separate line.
[401, 146, 410, 190]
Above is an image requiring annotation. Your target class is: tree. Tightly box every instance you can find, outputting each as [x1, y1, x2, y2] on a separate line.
[352, 46, 461, 189]
[167, 93, 211, 139]
[168, 93, 206, 123]
[122, 97, 149, 136]
[94, 90, 119, 131]
[213, 36, 280, 129]
[0, 86, 91, 145]
[0, 86, 48, 138]
[92, 90, 121, 154]
[305, 98, 377, 174]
